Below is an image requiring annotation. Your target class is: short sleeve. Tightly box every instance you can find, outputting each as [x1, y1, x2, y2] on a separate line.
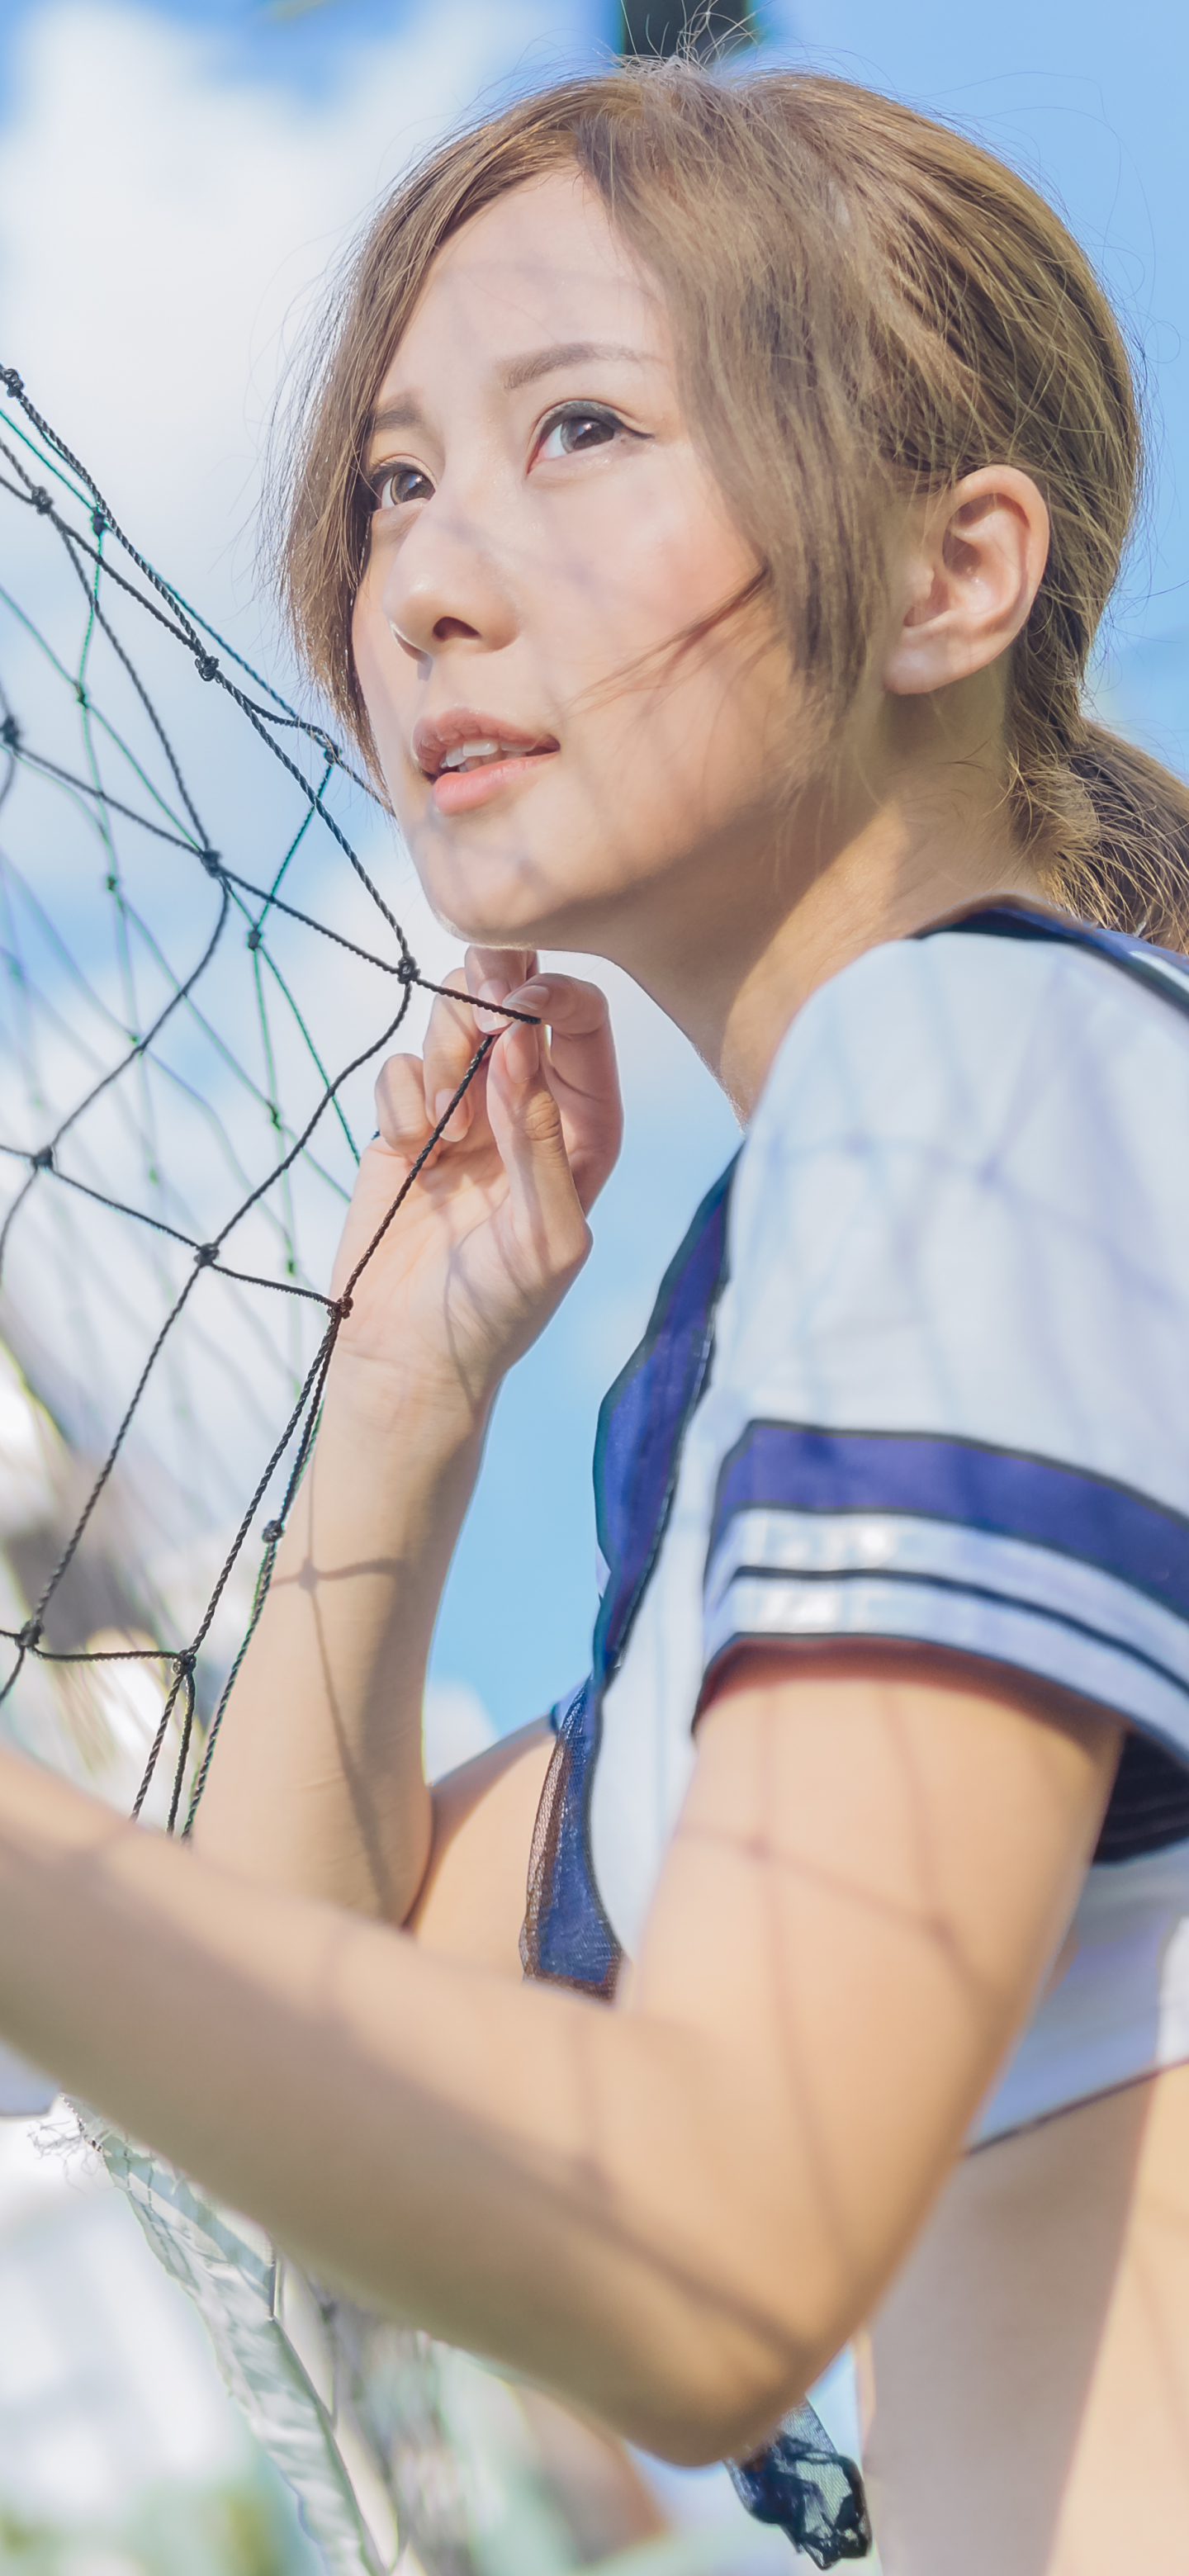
[699, 926, 1189, 1791]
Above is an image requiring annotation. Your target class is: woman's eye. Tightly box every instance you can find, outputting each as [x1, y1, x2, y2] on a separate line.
[372, 463, 433, 511]
[536, 409, 623, 463]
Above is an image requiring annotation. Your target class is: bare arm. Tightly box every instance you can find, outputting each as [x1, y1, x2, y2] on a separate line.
[409, 1719, 554, 1975]
[191, 951, 620, 1922]
[0, 1651, 1118, 2464]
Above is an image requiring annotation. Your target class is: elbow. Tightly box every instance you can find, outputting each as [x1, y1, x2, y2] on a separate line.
[591, 2213, 869, 2467]
[590, 2254, 865, 2467]
[618, 2390, 810, 2474]
[599, 2325, 823, 2471]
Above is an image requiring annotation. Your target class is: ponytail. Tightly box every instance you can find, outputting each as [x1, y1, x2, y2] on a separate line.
[1051, 725, 1189, 953]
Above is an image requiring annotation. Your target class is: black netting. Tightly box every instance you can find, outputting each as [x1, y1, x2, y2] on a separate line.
[0, 363, 875, 2571]
[0, 362, 535, 1835]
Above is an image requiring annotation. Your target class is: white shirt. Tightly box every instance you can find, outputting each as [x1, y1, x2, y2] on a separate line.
[528, 907, 1189, 2140]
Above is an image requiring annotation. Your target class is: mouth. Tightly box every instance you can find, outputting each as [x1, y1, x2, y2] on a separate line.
[412, 710, 559, 814]
[438, 736, 545, 775]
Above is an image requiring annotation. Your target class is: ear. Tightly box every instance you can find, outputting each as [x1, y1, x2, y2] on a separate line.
[883, 466, 1050, 698]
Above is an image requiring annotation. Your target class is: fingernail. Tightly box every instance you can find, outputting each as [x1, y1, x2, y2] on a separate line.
[478, 978, 509, 1006]
[513, 981, 549, 1012]
[433, 1090, 458, 1124]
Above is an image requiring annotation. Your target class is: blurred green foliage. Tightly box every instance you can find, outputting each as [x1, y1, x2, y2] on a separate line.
[0, 2464, 316, 2576]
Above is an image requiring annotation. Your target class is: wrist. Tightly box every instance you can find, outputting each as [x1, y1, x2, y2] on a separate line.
[301, 1348, 494, 1548]
[324, 1340, 495, 1451]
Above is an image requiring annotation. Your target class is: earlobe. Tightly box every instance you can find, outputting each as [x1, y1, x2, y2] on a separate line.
[883, 466, 1050, 699]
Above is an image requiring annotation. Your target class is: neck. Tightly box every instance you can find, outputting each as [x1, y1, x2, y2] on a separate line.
[718, 806, 1049, 1120]
[613, 702, 1052, 1124]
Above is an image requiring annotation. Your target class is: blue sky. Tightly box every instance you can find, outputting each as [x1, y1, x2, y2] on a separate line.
[1, 0, 1187, 1732]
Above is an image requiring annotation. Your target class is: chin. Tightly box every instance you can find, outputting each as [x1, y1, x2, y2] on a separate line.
[433, 896, 587, 952]
[410, 840, 613, 956]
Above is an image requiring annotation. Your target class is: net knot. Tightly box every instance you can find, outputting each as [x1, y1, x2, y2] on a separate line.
[396, 955, 420, 985]
[31, 487, 54, 516]
[193, 1242, 219, 1267]
[29, 1144, 53, 1172]
[261, 1519, 284, 1545]
[194, 651, 220, 683]
[173, 1647, 197, 1677]
[199, 848, 224, 878]
[16, 1618, 42, 1650]
[1, 715, 19, 752]
[246, 925, 262, 951]
[1, 368, 23, 396]
[334, 1292, 353, 1320]
[91, 504, 109, 537]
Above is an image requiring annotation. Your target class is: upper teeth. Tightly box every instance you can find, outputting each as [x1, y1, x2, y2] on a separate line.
[440, 738, 513, 772]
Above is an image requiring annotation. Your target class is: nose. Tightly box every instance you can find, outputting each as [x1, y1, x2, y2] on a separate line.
[381, 498, 519, 665]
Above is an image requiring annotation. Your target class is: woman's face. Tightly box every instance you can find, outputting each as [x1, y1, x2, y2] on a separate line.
[352, 168, 793, 963]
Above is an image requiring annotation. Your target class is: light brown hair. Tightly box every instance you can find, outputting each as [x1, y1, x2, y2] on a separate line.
[277, 61, 1189, 946]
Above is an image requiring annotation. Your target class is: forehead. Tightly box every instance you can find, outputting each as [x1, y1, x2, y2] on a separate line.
[377, 169, 662, 399]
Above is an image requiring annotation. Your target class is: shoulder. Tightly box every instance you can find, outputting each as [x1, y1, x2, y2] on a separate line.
[756, 910, 1187, 1154]
[692, 916, 1189, 1868]
[734, 910, 1189, 1259]
[711, 908, 1189, 1503]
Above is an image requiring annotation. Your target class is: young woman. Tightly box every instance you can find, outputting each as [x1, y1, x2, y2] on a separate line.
[3, 63, 1189, 2574]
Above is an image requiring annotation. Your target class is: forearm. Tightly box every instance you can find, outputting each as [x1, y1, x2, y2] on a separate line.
[188, 963, 618, 1920]
[192, 1352, 490, 1921]
[0, 1664, 1107, 2465]
[0, 1750, 793, 2462]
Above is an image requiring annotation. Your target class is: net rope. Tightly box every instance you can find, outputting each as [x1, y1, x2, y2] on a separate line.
[0, 365, 876, 2575]
[0, 362, 535, 1839]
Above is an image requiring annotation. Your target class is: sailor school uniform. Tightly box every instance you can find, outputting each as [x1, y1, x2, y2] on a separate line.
[519, 902, 1189, 2564]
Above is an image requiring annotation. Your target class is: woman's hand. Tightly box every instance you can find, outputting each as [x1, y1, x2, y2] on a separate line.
[329, 947, 622, 1419]
[192, 951, 618, 1913]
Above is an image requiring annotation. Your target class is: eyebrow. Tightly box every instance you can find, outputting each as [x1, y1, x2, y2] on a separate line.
[366, 343, 654, 446]
[499, 339, 653, 391]
[367, 395, 427, 443]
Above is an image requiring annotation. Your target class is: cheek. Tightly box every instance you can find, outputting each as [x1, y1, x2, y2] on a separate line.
[563, 512, 774, 805]
[568, 477, 756, 675]
[351, 590, 395, 749]
[541, 489, 769, 824]
[651, 509, 754, 632]
[351, 588, 428, 831]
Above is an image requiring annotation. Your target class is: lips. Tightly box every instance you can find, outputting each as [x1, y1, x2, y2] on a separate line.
[412, 709, 558, 781]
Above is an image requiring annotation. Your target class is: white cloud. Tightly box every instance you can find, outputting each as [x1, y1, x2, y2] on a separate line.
[0, 0, 737, 1745]
[423, 1677, 495, 1779]
[0, 0, 580, 611]
[0, 0, 732, 1106]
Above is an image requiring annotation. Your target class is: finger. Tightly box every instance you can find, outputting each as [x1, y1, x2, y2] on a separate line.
[373, 1043, 485, 1159]
[374, 1053, 434, 1157]
[420, 973, 486, 1139]
[506, 971, 613, 1073]
[500, 973, 623, 1207]
[464, 946, 538, 1011]
[485, 1018, 592, 1288]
